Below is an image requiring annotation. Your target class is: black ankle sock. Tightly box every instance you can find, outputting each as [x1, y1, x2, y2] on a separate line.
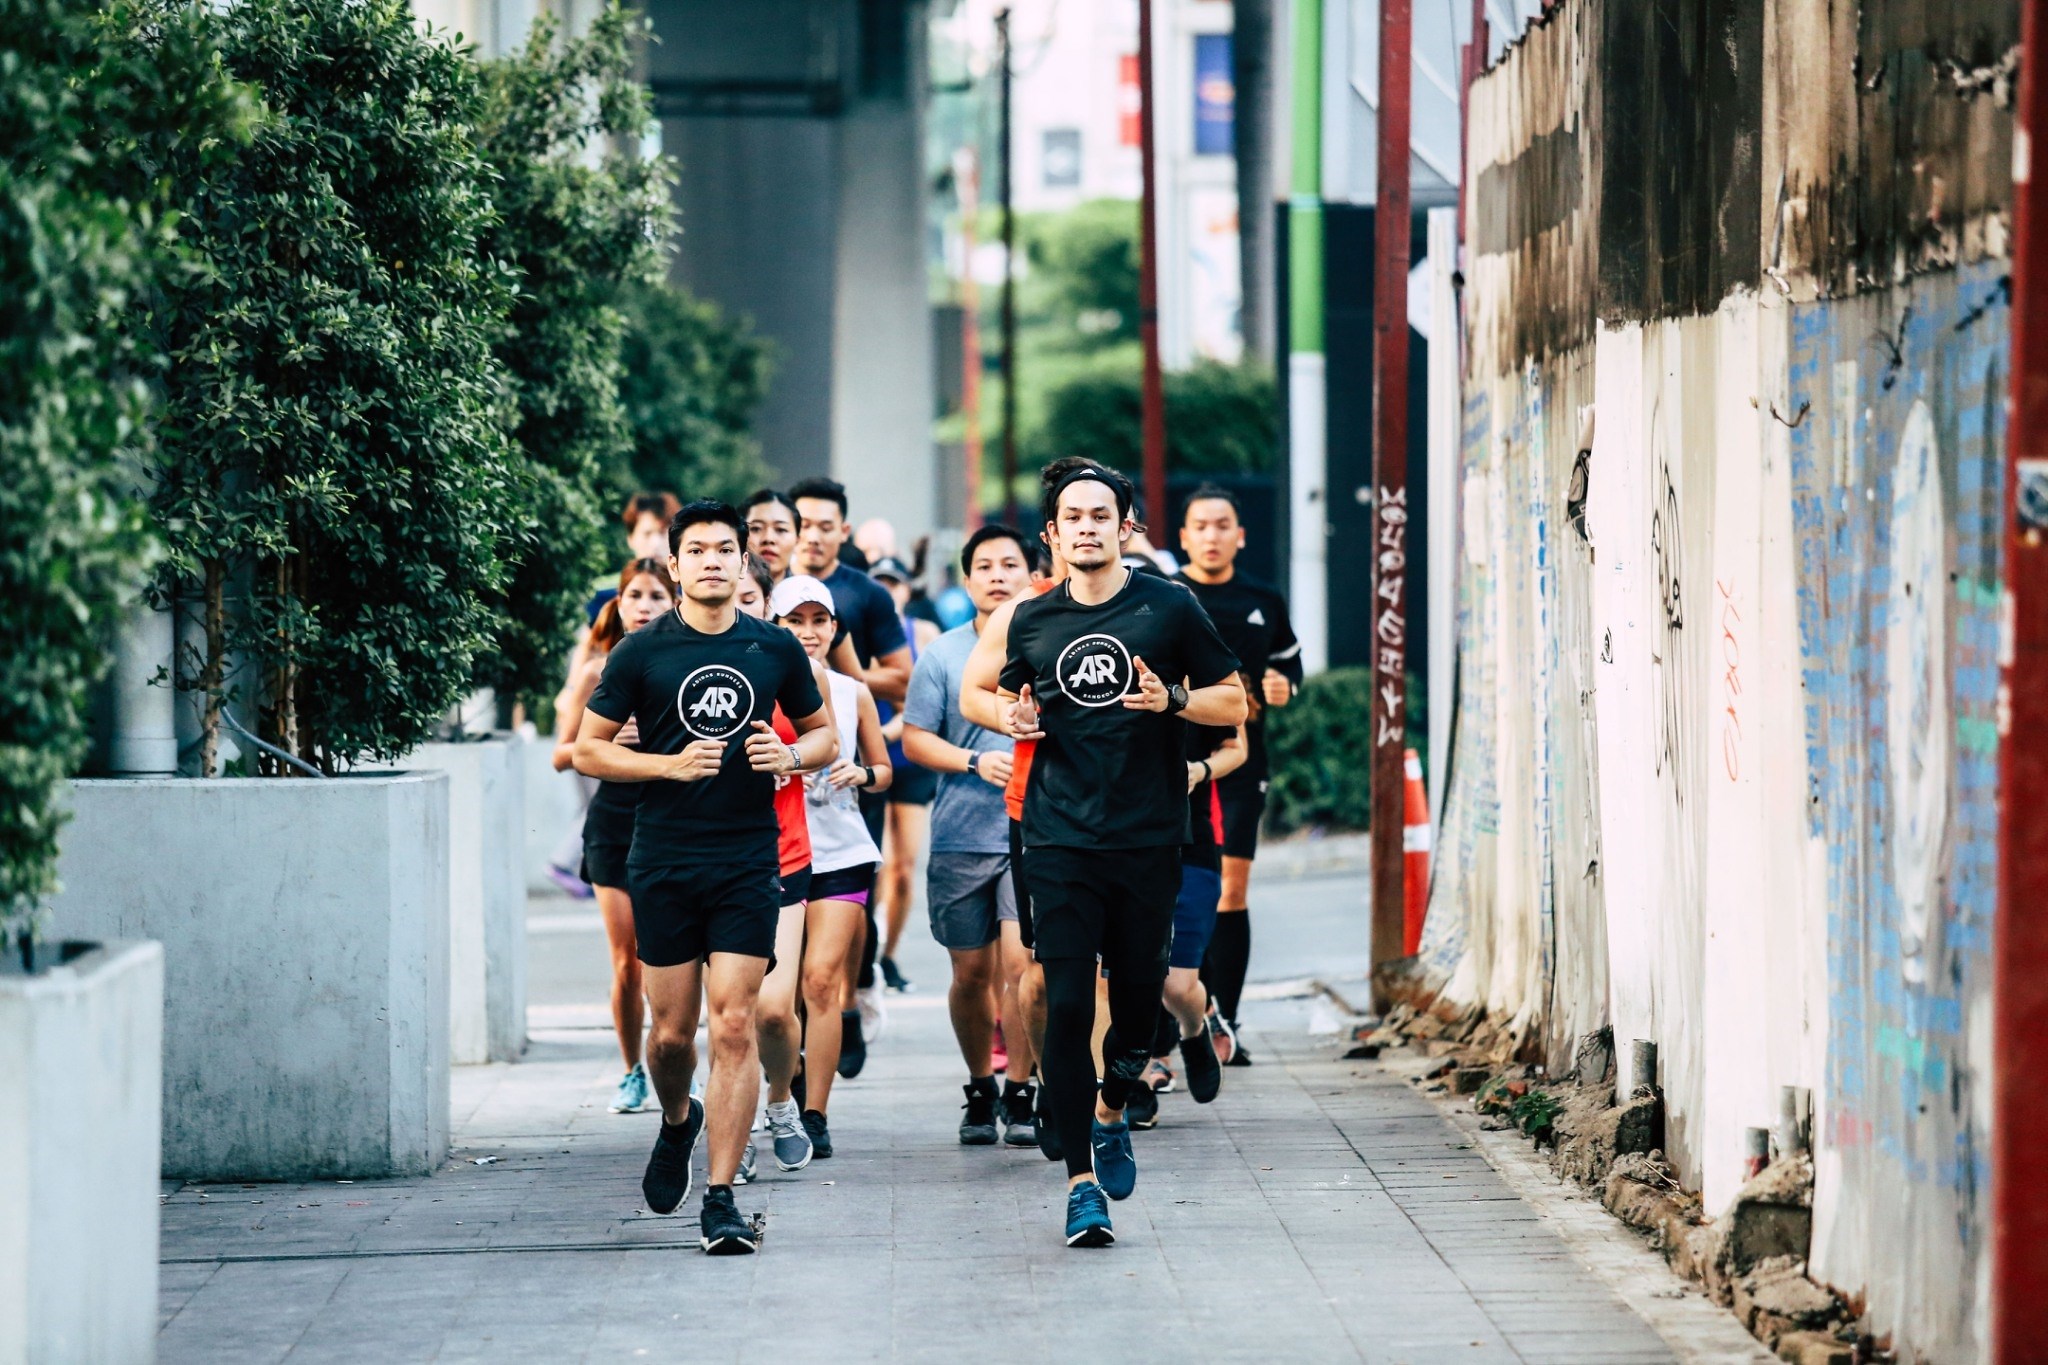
[1002, 1078, 1031, 1100]
[1150, 1005, 1180, 1058]
[967, 1074, 998, 1095]
[706, 1183, 731, 1199]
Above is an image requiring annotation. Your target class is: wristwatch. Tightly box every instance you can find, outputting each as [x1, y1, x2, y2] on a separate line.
[860, 763, 876, 788]
[967, 751, 982, 778]
[1164, 682, 1190, 715]
[786, 744, 801, 772]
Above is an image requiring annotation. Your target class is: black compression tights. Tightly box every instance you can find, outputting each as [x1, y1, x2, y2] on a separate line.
[1040, 957, 1167, 1180]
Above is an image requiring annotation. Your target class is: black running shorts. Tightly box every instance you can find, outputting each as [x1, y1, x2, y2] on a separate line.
[581, 838, 630, 891]
[1216, 771, 1268, 861]
[1023, 844, 1180, 976]
[627, 861, 780, 967]
[780, 863, 812, 907]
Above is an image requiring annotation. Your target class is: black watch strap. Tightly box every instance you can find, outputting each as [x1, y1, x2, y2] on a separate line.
[1166, 683, 1190, 715]
[967, 751, 980, 777]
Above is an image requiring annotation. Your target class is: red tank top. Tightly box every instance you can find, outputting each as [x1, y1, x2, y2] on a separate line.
[773, 706, 811, 875]
[1002, 580, 1059, 821]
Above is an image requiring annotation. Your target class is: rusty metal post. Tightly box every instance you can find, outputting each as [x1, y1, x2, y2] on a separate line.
[1994, 0, 2048, 1350]
[1136, 0, 1168, 538]
[957, 148, 984, 529]
[1369, 0, 1414, 1001]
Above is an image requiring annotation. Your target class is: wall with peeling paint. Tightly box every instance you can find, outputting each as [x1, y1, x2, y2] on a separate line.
[1426, 0, 2013, 1358]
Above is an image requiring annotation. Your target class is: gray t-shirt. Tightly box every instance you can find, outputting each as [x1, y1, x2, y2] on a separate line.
[902, 622, 1013, 854]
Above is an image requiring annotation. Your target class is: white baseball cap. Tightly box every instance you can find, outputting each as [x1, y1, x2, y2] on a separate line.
[769, 574, 836, 619]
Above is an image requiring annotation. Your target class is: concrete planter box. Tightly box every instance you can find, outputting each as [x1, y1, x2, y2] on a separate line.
[0, 940, 163, 1365]
[395, 736, 527, 1064]
[49, 773, 450, 1180]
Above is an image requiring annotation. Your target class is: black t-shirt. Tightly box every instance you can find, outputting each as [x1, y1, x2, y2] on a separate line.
[822, 562, 908, 667]
[586, 609, 823, 871]
[1172, 570, 1302, 782]
[1000, 570, 1239, 850]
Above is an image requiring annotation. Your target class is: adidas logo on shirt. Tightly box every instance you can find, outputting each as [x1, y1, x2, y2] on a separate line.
[1135, 604, 1152, 615]
[1248, 608, 1265, 625]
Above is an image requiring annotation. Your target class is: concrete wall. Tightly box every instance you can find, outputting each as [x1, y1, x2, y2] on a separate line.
[1421, 2, 2013, 1358]
[396, 737, 527, 1065]
[48, 774, 452, 1180]
[0, 940, 163, 1365]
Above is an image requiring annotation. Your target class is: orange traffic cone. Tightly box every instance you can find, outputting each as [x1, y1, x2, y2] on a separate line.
[1403, 749, 1430, 955]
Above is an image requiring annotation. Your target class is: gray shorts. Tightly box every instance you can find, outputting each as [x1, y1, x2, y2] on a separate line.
[927, 852, 1017, 951]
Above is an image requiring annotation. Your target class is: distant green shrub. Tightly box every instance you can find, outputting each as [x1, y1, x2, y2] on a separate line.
[615, 279, 773, 505]
[1263, 668, 1377, 836]
[1028, 351, 1277, 479]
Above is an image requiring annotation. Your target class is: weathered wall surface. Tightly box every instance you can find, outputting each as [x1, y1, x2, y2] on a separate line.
[1427, 0, 2014, 1358]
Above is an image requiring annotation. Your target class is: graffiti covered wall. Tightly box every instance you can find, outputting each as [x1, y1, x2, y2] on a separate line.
[1430, 0, 2014, 1357]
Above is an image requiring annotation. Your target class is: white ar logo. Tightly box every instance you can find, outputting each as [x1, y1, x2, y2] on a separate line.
[1071, 655, 1119, 687]
[689, 687, 740, 719]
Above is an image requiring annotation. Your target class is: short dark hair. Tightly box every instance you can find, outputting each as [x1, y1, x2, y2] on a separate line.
[788, 476, 848, 518]
[1180, 483, 1242, 524]
[668, 499, 748, 556]
[1037, 459, 1131, 525]
[622, 491, 681, 529]
[960, 523, 1036, 578]
[741, 487, 798, 523]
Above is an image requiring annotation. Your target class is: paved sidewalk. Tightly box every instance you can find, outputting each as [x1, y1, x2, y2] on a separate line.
[157, 881, 1679, 1364]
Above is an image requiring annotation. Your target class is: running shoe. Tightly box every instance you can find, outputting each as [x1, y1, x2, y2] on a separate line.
[1143, 1059, 1176, 1093]
[836, 1009, 866, 1079]
[1224, 1032, 1254, 1068]
[1180, 1022, 1224, 1103]
[1002, 1083, 1038, 1147]
[545, 862, 594, 900]
[766, 1099, 813, 1171]
[1123, 1083, 1160, 1131]
[699, 1186, 758, 1256]
[959, 1080, 1000, 1145]
[1207, 1003, 1239, 1065]
[879, 955, 913, 993]
[1035, 1077, 1063, 1162]
[1090, 1118, 1137, 1200]
[610, 1064, 651, 1114]
[801, 1108, 833, 1159]
[991, 1021, 1009, 1075]
[641, 1097, 703, 1215]
[735, 1141, 758, 1186]
[1064, 1180, 1115, 1248]
[858, 987, 887, 1044]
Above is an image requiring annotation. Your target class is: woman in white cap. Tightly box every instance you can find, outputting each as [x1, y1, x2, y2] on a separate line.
[770, 573, 892, 1159]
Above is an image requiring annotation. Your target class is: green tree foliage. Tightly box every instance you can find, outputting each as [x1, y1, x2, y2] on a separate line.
[615, 279, 772, 504]
[0, 0, 248, 951]
[1263, 668, 1377, 835]
[1023, 198, 1139, 346]
[1028, 352, 1277, 477]
[151, 0, 519, 773]
[472, 7, 676, 710]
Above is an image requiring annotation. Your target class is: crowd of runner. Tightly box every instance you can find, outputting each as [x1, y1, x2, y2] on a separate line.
[551, 464, 1299, 1253]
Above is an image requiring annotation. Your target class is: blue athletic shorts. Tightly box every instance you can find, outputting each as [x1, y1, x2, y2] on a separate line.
[1170, 864, 1223, 969]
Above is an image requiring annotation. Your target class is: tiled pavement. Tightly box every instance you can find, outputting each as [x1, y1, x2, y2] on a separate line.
[157, 882, 1685, 1364]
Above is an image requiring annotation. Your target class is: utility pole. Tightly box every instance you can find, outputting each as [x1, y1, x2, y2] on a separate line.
[957, 147, 985, 529]
[998, 6, 1019, 524]
[1994, 0, 2048, 1349]
[1136, 0, 1167, 534]
[1368, 0, 1413, 1002]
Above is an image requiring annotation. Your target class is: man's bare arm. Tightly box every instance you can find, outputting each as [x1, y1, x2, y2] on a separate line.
[574, 710, 723, 783]
[959, 596, 1019, 732]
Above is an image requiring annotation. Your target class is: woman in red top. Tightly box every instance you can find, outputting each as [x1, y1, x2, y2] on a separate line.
[738, 555, 828, 1174]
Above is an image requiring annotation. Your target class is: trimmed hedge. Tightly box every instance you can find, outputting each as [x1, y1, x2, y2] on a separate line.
[1027, 350, 1278, 480]
[0, 0, 247, 951]
[1263, 668, 1376, 836]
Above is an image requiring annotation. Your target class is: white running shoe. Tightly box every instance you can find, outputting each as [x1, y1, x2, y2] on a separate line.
[858, 987, 887, 1046]
[766, 1098, 814, 1171]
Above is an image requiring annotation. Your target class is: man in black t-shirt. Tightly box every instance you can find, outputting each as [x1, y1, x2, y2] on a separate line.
[1174, 484, 1304, 1065]
[978, 468, 1245, 1249]
[789, 476, 911, 704]
[577, 500, 836, 1255]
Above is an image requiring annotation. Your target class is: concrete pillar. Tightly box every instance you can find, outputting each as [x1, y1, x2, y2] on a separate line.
[107, 596, 177, 777]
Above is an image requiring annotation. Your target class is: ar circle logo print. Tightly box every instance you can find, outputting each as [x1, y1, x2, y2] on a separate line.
[1055, 633, 1134, 707]
[676, 664, 755, 740]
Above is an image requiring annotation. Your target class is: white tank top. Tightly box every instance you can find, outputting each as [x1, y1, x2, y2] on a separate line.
[806, 670, 882, 874]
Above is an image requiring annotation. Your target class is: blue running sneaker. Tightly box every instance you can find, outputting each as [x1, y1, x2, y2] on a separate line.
[610, 1064, 650, 1114]
[1091, 1119, 1137, 1200]
[1065, 1181, 1115, 1247]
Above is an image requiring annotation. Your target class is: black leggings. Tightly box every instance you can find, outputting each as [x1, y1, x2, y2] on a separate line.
[1040, 957, 1168, 1180]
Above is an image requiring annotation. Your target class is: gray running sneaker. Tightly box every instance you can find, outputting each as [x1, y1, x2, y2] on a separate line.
[766, 1098, 813, 1171]
[735, 1141, 758, 1185]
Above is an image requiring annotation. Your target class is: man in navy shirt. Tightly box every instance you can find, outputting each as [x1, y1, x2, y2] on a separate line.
[789, 476, 911, 705]
[577, 500, 837, 1254]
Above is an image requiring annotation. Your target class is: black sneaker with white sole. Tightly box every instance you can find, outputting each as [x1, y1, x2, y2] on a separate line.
[699, 1185, 758, 1255]
[642, 1097, 703, 1215]
[1002, 1081, 1038, 1146]
[1123, 1082, 1160, 1130]
[959, 1078, 1000, 1145]
[801, 1108, 834, 1159]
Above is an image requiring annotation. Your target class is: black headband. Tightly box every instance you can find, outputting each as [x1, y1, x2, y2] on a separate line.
[1049, 467, 1132, 521]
